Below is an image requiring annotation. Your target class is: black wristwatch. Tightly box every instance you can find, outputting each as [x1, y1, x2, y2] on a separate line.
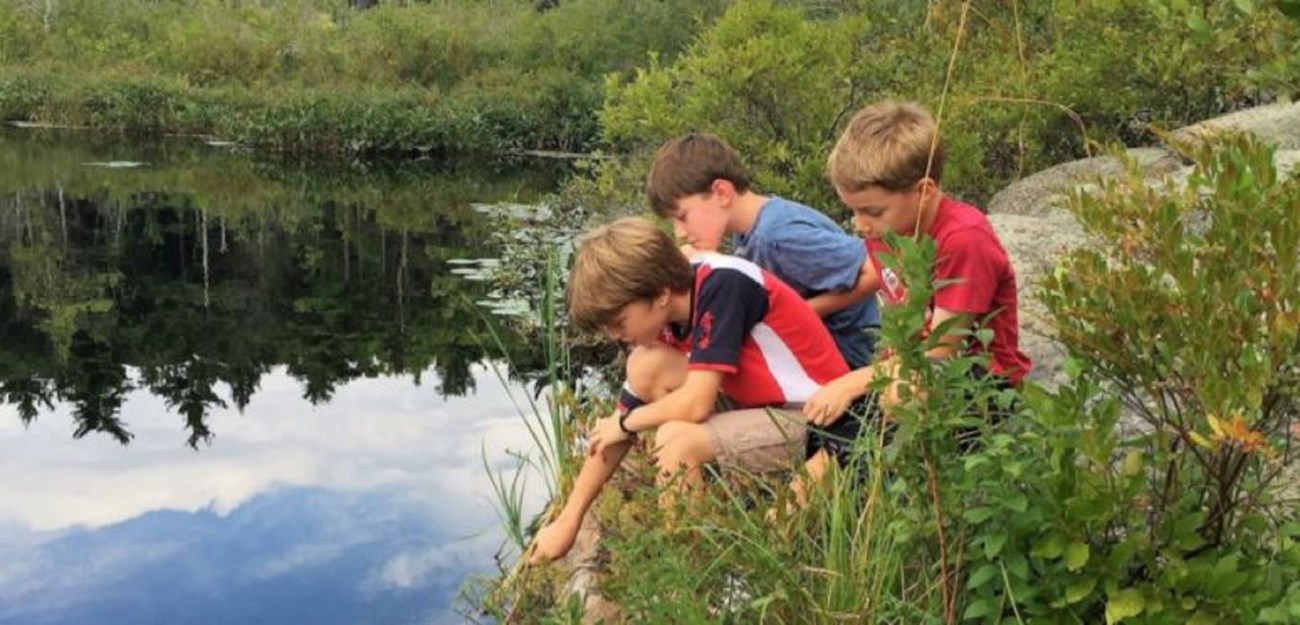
[617, 408, 638, 437]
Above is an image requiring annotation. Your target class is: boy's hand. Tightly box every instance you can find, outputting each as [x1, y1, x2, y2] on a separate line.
[588, 415, 629, 455]
[528, 517, 579, 564]
[803, 378, 857, 427]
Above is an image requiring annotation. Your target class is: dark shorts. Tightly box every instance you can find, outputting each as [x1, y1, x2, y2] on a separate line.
[805, 364, 1018, 466]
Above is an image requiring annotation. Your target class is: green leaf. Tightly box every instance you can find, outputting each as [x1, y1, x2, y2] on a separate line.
[1280, 0, 1300, 19]
[1006, 552, 1029, 580]
[963, 598, 995, 620]
[1065, 541, 1090, 572]
[1187, 613, 1218, 625]
[1233, 0, 1255, 14]
[1032, 534, 1065, 560]
[964, 507, 996, 523]
[1066, 577, 1096, 604]
[968, 564, 999, 589]
[1258, 606, 1290, 623]
[985, 532, 1008, 559]
[1121, 450, 1143, 477]
[1004, 490, 1028, 513]
[1105, 589, 1145, 624]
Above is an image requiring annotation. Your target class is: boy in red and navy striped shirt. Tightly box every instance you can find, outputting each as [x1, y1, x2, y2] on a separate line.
[529, 217, 848, 563]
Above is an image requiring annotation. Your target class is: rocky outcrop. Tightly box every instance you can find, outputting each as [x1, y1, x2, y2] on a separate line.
[1168, 101, 1300, 150]
[557, 511, 621, 624]
[988, 101, 1300, 388]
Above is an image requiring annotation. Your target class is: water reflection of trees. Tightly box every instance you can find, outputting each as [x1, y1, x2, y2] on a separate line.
[0, 130, 558, 446]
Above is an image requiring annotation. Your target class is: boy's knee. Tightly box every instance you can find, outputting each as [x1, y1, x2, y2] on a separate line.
[625, 344, 688, 401]
[654, 421, 713, 472]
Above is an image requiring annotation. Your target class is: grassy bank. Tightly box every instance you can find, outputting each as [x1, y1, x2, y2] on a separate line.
[0, 0, 725, 155]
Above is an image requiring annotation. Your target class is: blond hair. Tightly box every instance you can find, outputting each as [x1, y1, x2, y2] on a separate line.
[645, 133, 752, 217]
[826, 101, 945, 192]
[567, 217, 694, 333]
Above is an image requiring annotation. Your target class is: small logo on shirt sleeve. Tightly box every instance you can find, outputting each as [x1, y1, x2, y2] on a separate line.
[697, 310, 715, 349]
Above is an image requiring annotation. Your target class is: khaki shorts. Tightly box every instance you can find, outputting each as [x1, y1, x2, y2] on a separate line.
[704, 405, 807, 473]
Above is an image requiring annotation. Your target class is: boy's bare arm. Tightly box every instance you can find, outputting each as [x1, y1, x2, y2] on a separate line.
[805, 256, 880, 316]
[803, 307, 971, 427]
[587, 369, 723, 454]
[803, 361, 881, 426]
[623, 369, 724, 430]
[529, 437, 633, 563]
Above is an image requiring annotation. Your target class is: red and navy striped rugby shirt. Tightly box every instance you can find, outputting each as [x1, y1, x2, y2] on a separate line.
[660, 253, 849, 408]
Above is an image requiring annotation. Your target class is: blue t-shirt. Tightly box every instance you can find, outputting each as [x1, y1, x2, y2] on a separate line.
[732, 196, 880, 368]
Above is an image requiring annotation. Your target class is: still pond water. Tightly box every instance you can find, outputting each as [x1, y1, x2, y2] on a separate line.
[0, 129, 564, 624]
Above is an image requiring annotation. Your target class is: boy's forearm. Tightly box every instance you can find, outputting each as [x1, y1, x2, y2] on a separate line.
[806, 261, 879, 316]
[840, 362, 879, 399]
[806, 290, 859, 316]
[622, 390, 711, 431]
[622, 371, 720, 432]
[556, 439, 633, 525]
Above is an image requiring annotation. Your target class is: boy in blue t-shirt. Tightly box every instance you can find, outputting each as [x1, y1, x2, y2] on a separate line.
[645, 133, 880, 368]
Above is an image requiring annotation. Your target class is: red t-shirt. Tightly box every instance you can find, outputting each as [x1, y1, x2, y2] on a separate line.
[866, 196, 1032, 384]
[660, 253, 849, 407]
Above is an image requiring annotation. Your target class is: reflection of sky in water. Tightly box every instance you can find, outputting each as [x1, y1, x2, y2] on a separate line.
[0, 366, 547, 625]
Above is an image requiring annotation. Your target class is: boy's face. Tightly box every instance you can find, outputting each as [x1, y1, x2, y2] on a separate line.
[667, 190, 731, 252]
[603, 293, 671, 347]
[837, 182, 924, 240]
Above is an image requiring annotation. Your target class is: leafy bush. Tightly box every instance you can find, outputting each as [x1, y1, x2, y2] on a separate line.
[955, 134, 1300, 624]
[581, 0, 1299, 213]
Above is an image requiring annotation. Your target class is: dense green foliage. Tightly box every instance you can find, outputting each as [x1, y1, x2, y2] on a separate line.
[581, 0, 1299, 210]
[0, 0, 725, 155]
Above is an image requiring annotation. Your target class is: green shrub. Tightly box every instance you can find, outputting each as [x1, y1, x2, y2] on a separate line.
[598, 0, 870, 211]
[580, 0, 1299, 213]
[960, 134, 1300, 623]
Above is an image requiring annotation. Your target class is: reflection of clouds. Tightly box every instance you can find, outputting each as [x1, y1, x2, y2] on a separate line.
[0, 533, 186, 619]
[0, 365, 557, 625]
[0, 365, 548, 532]
[369, 533, 492, 591]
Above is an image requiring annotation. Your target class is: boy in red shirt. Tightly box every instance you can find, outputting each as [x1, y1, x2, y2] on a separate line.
[799, 101, 1031, 492]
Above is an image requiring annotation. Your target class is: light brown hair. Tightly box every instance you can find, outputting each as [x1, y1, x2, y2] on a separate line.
[566, 217, 694, 333]
[645, 133, 752, 217]
[826, 101, 945, 192]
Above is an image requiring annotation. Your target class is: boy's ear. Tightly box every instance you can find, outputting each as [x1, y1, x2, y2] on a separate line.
[655, 287, 672, 308]
[709, 178, 737, 203]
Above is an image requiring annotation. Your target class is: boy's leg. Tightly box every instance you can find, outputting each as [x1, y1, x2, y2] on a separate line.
[529, 344, 687, 563]
[790, 449, 832, 507]
[653, 419, 715, 489]
[791, 392, 886, 509]
[663, 407, 806, 476]
[653, 408, 805, 517]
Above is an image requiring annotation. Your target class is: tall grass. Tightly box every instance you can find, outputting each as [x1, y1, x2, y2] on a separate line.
[471, 242, 598, 620]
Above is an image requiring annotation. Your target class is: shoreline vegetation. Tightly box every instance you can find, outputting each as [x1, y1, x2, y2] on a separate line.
[0, 0, 727, 157]
[6, 1, 1298, 622]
